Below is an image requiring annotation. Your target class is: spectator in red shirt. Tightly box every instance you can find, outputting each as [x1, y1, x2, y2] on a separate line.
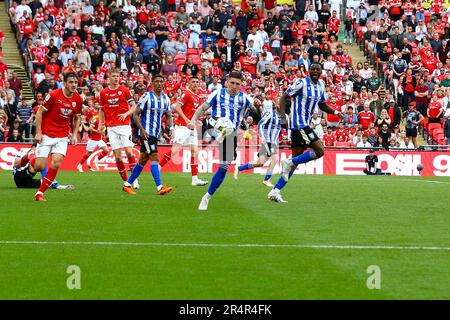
[326, 94, 342, 128]
[422, 50, 439, 74]
[414, 77, 430, 116]
[322, 126, 336, 146]
[335, 121, 349, 142]
[427, 97, 443, 124]
[358, 104, 376, 130]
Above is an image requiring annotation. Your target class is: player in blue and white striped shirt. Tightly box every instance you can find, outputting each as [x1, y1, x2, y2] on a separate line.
[268, 63, 344, 203]
[122, 74, 175, 196]
[234, 94, 283, 187]
[189, 71, 256, 210]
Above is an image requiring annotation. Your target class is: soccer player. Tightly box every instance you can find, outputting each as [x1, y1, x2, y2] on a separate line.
[159, 76, 209, 186]
[13, 144, 74, 190]
[77, 111, 109, 172]
[33, 72, 83, 201]
[98, 68, 139, 187]
[188, 71, 256, 211]
[122, 74, 174, 195]
[268, 63, 344, 203]
[234, 94, 282, 187]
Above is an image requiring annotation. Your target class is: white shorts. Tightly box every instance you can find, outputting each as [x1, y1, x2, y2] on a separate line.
[86, 139, 107, 152]
[36, 135, 69, 158]
[107, 125, 134, 150]
[173, 125, 198, 146]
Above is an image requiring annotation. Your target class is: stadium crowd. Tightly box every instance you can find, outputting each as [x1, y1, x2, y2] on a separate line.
[1, 0, 450, 148]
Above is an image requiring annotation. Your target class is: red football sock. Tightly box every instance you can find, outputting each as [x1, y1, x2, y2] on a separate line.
[29, 154, 36, 168]
[159, 151, 172, 167]
[79, 154, 89, 165]
[127, 155, 137, 172]
[20, 153, 30, 167]
[191, 156, 198, 177]
[97, 151, 107, 160]
[38, 167, 58, 194]
[116, 160, 128, 181]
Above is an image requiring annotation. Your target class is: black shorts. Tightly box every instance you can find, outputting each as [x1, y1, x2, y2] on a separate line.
[140, 136, 158, 155]
[405, 127, 417, 138]
[291, 127, 319, 149]
[258, 142, 277, 158]
[13, 169, 41, 188]
[219, 132, 237, 164]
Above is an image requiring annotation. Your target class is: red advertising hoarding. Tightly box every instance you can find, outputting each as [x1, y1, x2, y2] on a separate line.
[1, 143, 449, 177]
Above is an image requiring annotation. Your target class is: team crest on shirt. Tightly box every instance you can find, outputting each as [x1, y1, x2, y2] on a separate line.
[60, 108, 72, 118]
[108, 98, 119, 105]
[72, 102, 77, 108]
[118, 91, 122, 95]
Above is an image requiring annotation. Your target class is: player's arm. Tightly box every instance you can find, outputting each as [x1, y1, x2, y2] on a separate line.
[97, 107, 104, 130]
[118, 100, 137, 121]
[174, 101, 191, 126]
[278, 92, 290, 117]
[34, 106, 44, 143]
[417, 113, 425, 124]
[71, 114, 81, 145]
[132, 107, 148, 140]
[319, 102, 344, 118]
[165, 111, 175, 139]
[188, 102, 211, 130]
[89, 122, 102, 134]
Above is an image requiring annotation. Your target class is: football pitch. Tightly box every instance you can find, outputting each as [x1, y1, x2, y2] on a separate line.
[0, 170, 449, 299]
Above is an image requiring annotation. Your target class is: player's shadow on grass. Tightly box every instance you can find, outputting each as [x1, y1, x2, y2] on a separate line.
[0, 186, 17, 190]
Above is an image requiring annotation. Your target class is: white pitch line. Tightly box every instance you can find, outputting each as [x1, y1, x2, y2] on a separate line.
[0, 240, 449, 251]
[411, 180, 450, 184]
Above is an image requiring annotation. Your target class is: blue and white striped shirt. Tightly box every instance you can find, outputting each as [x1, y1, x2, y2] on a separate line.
[137, 91, 172, 138]
[206, 88, 253, 130]
[285, 77, 327, 130]
[258, 108, 281, 145]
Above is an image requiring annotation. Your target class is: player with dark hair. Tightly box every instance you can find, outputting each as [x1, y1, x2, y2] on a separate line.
[122, 74, 174, 195]
[33, 72, 83, 201]
[268, 63, 344, 203]
[98, 68, 139, 187]
[189, 71, 257, 210]
[158, 76, 208, 186]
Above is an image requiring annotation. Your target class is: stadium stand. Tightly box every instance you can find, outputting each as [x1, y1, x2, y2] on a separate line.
[0, 0, 448, 150]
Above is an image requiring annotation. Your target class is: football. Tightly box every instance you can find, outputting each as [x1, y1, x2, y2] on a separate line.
[214, 117, 234, 142]
[214, 117, 234, 131]
[417, 164, 424, 171]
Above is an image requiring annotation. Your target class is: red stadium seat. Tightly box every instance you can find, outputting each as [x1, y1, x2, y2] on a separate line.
[175, 54, 186, 63]
[428, 123, 442, 136]
[191, 56, 201, 65]
[175, 59, 185, 68]
[432, 128, 444, 140]
[187, 48, 198, 56]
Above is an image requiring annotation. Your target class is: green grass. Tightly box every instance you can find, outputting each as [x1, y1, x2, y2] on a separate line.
[0, 170, 449, 299]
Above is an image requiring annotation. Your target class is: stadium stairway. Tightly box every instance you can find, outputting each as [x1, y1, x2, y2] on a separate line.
[0, 1, 33, 101]
[338, 26, 428, 145]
